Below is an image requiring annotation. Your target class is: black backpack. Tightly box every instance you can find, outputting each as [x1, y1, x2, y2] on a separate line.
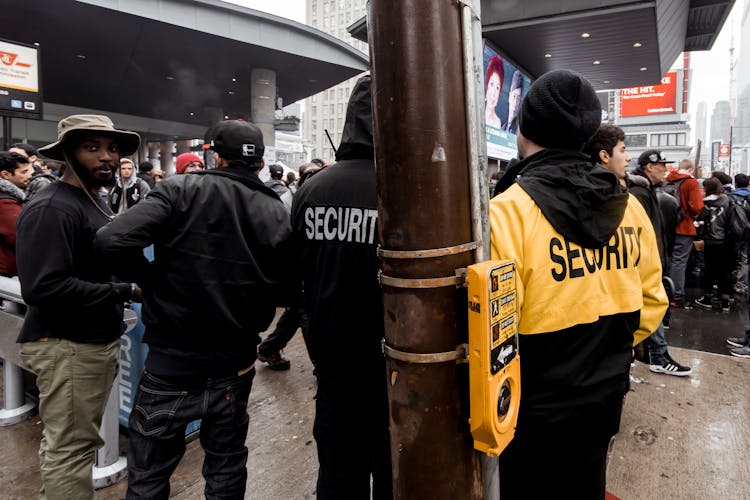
[662, 178, 687, 222]
[727, 194, 750, 242]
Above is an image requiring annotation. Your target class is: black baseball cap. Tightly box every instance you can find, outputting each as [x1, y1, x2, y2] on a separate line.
[207, 120, 264, 161]
[638, 149, 669, 166]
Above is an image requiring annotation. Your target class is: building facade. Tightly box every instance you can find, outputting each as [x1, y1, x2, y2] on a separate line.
[304, 0, 368, 162]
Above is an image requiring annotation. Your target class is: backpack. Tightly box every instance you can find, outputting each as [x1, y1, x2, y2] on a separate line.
[727, 197, 750, 242]
[662, 178, 687, 222]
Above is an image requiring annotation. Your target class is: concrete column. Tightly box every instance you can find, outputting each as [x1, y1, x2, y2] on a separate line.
[250, 68, 276, 149]
[176, 140, 192, 155]
[147, 143, 160, 166]
[160, 141, 174, 176]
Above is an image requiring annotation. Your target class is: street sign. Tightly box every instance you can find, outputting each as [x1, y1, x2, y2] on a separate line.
[0, 38, 42, 120]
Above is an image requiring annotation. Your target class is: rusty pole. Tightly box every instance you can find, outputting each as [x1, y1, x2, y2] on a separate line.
[369, 0, 484, 497]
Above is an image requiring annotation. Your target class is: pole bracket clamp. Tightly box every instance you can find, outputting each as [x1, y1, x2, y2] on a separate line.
[378, 241, 479, 259]
[383, 341, 469, 364]
[379, 268, 467, 289]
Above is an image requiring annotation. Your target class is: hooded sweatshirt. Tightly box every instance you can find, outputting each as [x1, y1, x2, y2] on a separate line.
[0, 179, 25, 276]
[490, 149, 667, 416]
[291, 76, 382, 374]
[109, 171, 150, 213]
[665, 170, 703, 236]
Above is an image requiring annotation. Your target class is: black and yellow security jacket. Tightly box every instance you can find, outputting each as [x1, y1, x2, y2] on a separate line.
[490, 149, 668, 418]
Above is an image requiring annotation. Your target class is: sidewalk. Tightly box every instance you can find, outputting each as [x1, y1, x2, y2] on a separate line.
[2, 325, 749, 498]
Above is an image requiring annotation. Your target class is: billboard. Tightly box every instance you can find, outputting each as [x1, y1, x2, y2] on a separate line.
[0, 38, 42, 120]
[619, 72, 677, 117]
[483, 43, 531, 161]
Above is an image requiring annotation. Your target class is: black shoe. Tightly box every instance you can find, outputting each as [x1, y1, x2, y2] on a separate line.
[257, 350, 291, 371]
[649, 353, 692, 376]
[693, 296, 713, 310]
[727, 337, 750, 348]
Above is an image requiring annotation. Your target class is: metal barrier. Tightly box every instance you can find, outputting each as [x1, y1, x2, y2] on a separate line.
[0, 276, 34, 425]
[0, 275, 132, 488]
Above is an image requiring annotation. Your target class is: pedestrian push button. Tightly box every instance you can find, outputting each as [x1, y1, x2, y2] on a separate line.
[467, 260, 521, 456]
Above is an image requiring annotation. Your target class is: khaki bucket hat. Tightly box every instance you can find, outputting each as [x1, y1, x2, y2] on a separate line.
[38, 114, 141, 161]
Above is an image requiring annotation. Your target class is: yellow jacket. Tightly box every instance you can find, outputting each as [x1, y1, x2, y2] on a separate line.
[490, 187, 667, 345]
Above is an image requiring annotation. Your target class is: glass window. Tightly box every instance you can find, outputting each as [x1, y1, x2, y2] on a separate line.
[626, 134, 648, 148]
[677, 133, 686, 146]
[329, 104, 334, 115]
[312, 105, 317, 115]
[338, 103, 344, 114]
[668, 134, 677, 146]
[337, 118, 343, 129]
[312, 120, 317, 130]
[650, 135, 659, 147]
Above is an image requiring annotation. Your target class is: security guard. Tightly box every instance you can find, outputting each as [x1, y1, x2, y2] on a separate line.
[490, 70, 668, 499]
[291, 76, 392, 500]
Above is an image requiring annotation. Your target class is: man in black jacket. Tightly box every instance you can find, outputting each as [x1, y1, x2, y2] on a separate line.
[629, 150, 692, 376]
[96, 120, 294, 499]
[16, 114, 141, 500]
[292, 76, 392, 499]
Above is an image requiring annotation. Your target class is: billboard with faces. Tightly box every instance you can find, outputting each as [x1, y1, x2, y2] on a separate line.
[483, 42, 531, 161]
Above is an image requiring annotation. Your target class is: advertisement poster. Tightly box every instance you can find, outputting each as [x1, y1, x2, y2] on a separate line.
[0, 38, 42, 119]
[620, 72, 677, 117]
[483, 43, 531, 161]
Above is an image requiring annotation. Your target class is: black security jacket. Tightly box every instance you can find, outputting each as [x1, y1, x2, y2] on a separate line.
[95, 166, 295, 376]
[291, 76, 384, 375]
[16, 182, 131, 344]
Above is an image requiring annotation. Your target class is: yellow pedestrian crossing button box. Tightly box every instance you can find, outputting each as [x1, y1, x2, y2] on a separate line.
[467, 260, 520, 456]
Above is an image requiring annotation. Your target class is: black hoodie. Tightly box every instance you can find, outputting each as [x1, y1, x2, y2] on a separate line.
[291, 76, 383, 374]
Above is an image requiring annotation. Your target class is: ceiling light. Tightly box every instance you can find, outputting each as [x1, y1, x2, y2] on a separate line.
[581, 33, 591, 38]
[189, 112, 194, 116]
[224, 115, 229, 119]
[593, 60, 601, 65]
[75, 54, 86, 60]
[232, 78, 237, 82]
[633, 42, 642, 48]
[603, 80, 611, 84]
[228, 91, 235, 95]
[544, 53, 552, 58]
[165, 76, 174, 81]
[640, 67, 647, 71]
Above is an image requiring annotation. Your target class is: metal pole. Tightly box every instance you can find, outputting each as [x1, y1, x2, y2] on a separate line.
[92, 368, 127, 489]
[729, 126, 733, 174]
[369, 0, 483, 497]
[694, 139, 702, 174]
[2, 116, 12, 150]
[460, 2, 499, 498]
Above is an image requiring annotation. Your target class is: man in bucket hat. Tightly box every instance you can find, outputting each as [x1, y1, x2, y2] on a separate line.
[15, 114, 141, 500]
[96, 120, 296, 499]
[490, 71, 667, 498]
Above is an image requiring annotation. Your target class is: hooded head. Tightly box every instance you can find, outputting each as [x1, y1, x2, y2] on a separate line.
[335, 75, 373, 162]
[518, 70, 601, 151]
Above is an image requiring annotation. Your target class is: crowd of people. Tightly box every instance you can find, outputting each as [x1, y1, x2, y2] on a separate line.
[1, 66, 747, 500]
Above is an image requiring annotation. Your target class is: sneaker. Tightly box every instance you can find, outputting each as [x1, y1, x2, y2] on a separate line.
[257, 350, 291, 371]
[693, 296, 713, 310]
[670, 300, 692, 310]
[727, 337, 750, 348]
[730, 345, 750, 359]
[649, 354, 692, 376]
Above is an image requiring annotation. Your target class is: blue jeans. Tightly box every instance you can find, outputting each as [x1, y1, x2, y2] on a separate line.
[644, 322, 668, 364]
[126, 369, 254, 500]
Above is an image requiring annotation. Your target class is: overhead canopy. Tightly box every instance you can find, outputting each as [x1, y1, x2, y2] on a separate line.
[349, 0, 734, 90]
[3, 0, 368, 140]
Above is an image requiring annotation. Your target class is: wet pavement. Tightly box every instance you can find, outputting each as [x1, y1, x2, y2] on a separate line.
[2, 296, 749, 499]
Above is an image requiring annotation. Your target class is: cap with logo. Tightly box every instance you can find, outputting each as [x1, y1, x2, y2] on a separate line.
[638, 149, 669, 166]
[208, 120, 264, 161]
[268, 164, 284, 179]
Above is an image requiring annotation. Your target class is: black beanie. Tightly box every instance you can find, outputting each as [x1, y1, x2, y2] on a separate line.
[518, 70, 601, 151]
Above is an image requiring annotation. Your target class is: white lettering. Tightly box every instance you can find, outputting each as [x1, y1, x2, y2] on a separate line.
[305, 207, 315, 239]
[324, 207, 337, 240]
[348, 208, 363, 242]
[314, 206, 325, 240]
[302, 206, 378, 244]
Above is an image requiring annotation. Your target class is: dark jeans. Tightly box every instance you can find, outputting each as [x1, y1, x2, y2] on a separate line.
[126, 369, 255, 500]
[314, 370, 393, 500]
[702, 240, 734, 299]
[499, 390, 625, 500]
[258, 305, 309, 355]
